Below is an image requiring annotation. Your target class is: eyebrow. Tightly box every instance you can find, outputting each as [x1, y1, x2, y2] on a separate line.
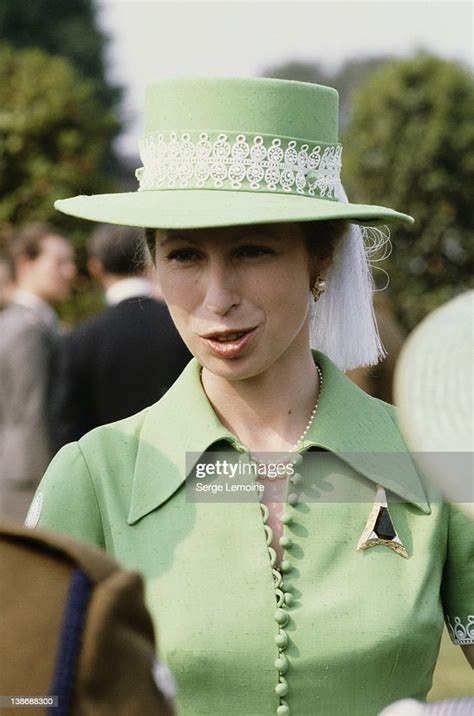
[159, 226, 282, 247]
[158, 236, 183, 247]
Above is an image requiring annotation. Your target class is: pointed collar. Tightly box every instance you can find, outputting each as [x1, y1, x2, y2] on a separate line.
[128, 358, 235, 524]
[128, 351, 430, 524]
[302, 351, 430, 514]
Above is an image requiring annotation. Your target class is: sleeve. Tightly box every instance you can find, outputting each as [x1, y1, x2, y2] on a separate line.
[51, 332, 94, 449]
[25, 442, 105, 550]
[441, 503, 474, 646]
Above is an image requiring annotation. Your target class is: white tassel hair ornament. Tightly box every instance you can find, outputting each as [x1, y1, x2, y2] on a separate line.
[309, 184, 391, 371]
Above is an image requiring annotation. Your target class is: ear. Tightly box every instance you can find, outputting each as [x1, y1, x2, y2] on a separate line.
[15, 255, 33, 273]
[87, 257, 104, 280]
[309, 256, 332, 289]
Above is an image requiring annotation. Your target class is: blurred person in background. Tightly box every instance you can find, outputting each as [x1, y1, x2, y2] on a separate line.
[53, 224, 191, 448]
[0, 257, 14, 310]
[0, 222, 76, 521]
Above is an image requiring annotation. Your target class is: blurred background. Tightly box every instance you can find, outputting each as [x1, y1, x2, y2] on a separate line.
[0, 0, 472, 699]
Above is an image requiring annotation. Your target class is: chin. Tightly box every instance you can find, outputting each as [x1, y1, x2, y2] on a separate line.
[199, 350, 270, 382]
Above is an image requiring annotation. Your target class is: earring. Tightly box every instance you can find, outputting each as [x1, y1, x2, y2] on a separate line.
[311, 275, 326, 303]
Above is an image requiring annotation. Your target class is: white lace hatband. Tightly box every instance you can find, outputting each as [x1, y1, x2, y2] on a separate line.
[446, 614, 474, 645]
[136, 131, 343, 200]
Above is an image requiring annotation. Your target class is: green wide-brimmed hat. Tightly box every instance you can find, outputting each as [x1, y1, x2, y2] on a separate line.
[55, 77, 414, 229]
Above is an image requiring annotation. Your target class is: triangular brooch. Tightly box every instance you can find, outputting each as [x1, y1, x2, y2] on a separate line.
[357, 485, 408, 558]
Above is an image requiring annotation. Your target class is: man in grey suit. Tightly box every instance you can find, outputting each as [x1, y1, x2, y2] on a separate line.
[0, 223, 76, 521]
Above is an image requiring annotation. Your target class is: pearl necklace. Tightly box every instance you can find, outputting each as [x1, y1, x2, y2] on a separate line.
[200, 364, 323, 478]
[245, 364, 323, 479]
[288, 363, 323, 452]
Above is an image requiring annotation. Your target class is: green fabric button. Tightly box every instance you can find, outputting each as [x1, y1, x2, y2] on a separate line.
[274, 655, 288, 673]
[275, 681, 289, 696]
[287, 493, 299, 505]
[280, 560, 292, 573]
[275, 631, 289, 648]
[281, 512, 293, 525]
[279, 535, 293, 549]
[277, 703, 290, 715]
[284, 592, 294, 606]
[274, 608, 289, 625]
[290, 472, 303, 485]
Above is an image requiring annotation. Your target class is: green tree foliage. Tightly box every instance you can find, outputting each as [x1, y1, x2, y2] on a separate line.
[0, 0, 122, 177]
[262, 57, 391, 125]
[0, 1, 124, 322]
[343, 53, 474, 331]
[0, 44, 119, 226]
[0, 0, 120, 113]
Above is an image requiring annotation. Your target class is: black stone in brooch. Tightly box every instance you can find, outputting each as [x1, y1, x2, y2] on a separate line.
[373, 506, 397, 540]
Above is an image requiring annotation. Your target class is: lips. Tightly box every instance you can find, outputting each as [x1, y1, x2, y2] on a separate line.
[216, 332, 247, 342]
[200, 327, 257, 358]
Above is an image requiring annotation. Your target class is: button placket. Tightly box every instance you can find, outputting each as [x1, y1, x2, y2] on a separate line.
[259, 465, 303, 716]
[276, 466, 303, 716]
[259, 500, 291, 714]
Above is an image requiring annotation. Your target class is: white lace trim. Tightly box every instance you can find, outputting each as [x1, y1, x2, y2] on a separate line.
[446, 614, 474, 645]
[136, 131, 342, 199]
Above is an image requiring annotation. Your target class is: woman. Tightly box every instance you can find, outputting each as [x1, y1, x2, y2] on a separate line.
[27, 78, 473, 715]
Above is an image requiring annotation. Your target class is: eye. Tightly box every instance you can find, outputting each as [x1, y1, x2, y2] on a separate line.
[234, 244, 275, 258]
[166, 248, 201, 263]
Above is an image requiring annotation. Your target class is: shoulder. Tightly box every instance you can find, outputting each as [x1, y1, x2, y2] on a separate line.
[63, 309, 111, 343]
[31, 404, 160, 544]
[78, 406, 151, 460]
[113, 297, 174, 324]
[0, 304, 44, 335]
[60, 308, 129, 355]
[0, 308, 50, 363]
[45, 402, 157, 484]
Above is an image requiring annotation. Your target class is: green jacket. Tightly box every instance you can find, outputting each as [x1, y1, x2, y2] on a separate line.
[29, 351, 473, 716]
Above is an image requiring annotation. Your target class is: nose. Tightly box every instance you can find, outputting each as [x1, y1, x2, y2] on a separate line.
[203, 260, 240, 316]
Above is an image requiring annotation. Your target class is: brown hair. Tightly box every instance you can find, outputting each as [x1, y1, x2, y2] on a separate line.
[300, 220, 348, 268]
[89, 225, 149, 276]
[144, 220, 348, 266]
[8, 222, 64, 277]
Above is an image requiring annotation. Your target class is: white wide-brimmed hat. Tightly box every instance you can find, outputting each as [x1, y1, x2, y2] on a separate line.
[394, 290, 474, 515]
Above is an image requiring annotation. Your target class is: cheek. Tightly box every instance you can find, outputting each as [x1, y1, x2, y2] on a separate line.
[257, 264, 310, 327]
[157, 269, 200, 334]
[158, 267, 193, 308]
[41, 261, 56, 283]
[272, 287, 310, 341]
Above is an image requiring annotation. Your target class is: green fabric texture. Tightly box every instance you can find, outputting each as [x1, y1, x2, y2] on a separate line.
[143, 78, 339, 140]
[54, 77, 414, 229]
[54, 189, 412, 229]
[30, 351, 473, 716]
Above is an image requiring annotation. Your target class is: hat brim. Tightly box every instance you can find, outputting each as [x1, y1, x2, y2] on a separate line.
[54, 189, 413, 229]
[394, 290, 474, 513]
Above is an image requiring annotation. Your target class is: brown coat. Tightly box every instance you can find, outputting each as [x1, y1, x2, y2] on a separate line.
[0, 520, 175, 715]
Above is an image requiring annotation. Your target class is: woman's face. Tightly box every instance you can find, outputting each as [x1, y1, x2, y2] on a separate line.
[154, 223, 316, 381]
